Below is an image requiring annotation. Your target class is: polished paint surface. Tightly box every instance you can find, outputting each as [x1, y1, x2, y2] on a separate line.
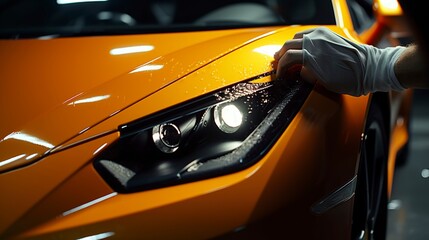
[0, 28, 279, 171]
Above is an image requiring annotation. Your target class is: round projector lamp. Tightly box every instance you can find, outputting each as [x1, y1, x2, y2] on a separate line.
[214, 103, 243, 133]
[152, 123, 181, 153]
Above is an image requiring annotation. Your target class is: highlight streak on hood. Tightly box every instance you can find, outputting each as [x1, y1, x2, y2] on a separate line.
[0, 27, 279, 172]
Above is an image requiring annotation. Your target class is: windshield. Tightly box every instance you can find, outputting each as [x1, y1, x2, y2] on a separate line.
[0, 0, 336, 39]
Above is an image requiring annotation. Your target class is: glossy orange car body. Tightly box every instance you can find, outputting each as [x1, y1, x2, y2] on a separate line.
[0, 0, 411, 239]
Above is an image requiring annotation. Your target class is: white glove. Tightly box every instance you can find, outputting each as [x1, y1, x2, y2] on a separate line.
[275, 27, 407, 96]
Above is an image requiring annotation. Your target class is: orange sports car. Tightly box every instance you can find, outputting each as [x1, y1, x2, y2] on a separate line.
[0, 0, 412, 239]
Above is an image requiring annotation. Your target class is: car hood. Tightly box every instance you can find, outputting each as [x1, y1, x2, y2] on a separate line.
[0, 27, 288, 172]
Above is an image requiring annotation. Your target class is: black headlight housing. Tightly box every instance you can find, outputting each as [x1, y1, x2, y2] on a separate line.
[93, 73, 312, 193]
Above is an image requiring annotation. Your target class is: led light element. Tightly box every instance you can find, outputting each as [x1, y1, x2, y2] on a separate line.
[152, 123, 181, 153]
[214, 103, 243, 133]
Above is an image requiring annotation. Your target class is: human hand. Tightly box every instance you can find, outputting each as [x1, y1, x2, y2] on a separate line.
[273, 28, 317, 85]
[273, 27, 406, 96]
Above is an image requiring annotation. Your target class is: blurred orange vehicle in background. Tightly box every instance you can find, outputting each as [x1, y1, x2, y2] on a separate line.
[0, 0, 412, 239]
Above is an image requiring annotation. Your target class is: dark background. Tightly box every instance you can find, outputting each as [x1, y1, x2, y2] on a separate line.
[387, 1, 429, 238]
[387, 89, 429, 240]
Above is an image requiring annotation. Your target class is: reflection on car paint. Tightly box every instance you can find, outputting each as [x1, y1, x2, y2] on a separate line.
[252, 45, 282, 57]
[130, 64, 164, 73]
[109, 45, 154, 55]
[62, 192, 117, 216]
[68, 95, 111, 106]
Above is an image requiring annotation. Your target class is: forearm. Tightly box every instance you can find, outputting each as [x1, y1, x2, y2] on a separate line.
[394, 44, 429, 89]
[274, 27, 429, 96]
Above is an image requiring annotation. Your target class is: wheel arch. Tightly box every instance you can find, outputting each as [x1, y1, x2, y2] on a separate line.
[367, 92, 391, 141]
[351, 91, 391, 239]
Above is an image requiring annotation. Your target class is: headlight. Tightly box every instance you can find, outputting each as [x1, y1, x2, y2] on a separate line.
[93, 74, 312, 193]
[214, 103, 243, 133]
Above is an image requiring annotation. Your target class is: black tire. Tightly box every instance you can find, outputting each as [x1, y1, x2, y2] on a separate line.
[351, 101, 388, 240]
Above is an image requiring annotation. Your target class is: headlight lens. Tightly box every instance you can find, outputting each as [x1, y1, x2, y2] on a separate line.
[93, 74, 312, 193]
[214, 103, 243, 133]
[152, 123, 182, 153]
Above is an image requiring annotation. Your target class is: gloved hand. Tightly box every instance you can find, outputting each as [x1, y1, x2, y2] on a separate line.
[274, 27, 406, 96]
